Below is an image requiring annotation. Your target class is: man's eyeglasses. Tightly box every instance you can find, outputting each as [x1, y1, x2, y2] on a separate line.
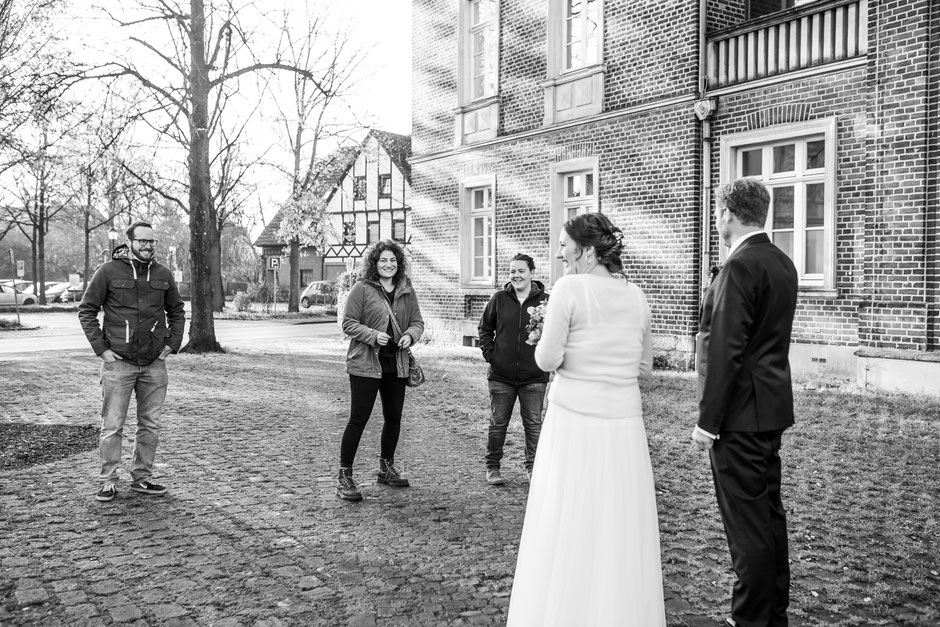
[133, 239, 158, 246]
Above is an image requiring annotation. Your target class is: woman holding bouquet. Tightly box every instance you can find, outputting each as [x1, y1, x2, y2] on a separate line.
[507, 213, 665, 625]
[477, 253, 550, 485]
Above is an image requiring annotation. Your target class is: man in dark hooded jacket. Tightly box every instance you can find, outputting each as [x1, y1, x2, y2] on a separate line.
[79, 221, 185, 502]
[478, 253, 550, 485]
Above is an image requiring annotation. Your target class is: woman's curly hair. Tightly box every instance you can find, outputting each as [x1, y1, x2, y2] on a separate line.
[361, 239, 408, 284]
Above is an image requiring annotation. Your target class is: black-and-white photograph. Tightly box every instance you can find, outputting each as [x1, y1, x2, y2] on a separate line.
[2, 0, 938, 625]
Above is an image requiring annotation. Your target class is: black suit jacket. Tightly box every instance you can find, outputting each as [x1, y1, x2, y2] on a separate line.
[697, 233, 799, 433]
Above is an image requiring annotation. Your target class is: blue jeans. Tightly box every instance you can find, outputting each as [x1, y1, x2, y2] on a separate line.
[485, 381, 546, 472]
[98, 359, 169, 484]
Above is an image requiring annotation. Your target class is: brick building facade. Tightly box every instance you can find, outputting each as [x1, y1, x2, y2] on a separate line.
[410, 0, 940, 395]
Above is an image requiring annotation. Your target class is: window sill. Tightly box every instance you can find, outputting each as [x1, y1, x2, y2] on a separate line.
[460, 282, 497, 292]
[454, 96, 499, 145]
[798, 287, 838, 300]
[541, 64, 606, 125]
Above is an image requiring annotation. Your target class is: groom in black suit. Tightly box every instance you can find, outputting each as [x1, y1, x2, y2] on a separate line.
[692, 178, 798, 626]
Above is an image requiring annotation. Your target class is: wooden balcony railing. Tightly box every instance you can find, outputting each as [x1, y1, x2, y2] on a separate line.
[706, 0, 868, 90]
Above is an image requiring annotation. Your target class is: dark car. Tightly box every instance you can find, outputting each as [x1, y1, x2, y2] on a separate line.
[300, 281, 337, 308]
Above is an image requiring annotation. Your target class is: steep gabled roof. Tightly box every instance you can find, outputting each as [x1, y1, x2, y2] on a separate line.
[370, 130, 412, 183]
[253, 130, 411, 248]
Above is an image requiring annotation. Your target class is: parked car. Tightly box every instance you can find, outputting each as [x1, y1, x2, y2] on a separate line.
[58, 285, 86, 302]
[0, 279, 33, 294]
[23, 281, 70, 302]
[0, 284, 37, 306]
[300, 281, 337, 308]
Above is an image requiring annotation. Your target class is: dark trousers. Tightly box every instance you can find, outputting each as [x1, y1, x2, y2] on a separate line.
[485, 380, 546, 472]
[340, 373, 407, 467]
[710, 430, 790, 627]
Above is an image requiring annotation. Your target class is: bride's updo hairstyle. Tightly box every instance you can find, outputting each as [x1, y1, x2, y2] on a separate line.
[563, 212, 625, 274]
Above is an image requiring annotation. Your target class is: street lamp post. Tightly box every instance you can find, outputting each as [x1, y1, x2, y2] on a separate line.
[107, 227, 120, 255]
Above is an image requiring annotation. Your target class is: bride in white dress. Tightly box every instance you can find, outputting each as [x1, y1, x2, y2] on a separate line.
[506, 213, 666, 626]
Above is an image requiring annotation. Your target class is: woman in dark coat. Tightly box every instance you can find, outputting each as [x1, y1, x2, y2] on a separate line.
[337, 240, 424, 501]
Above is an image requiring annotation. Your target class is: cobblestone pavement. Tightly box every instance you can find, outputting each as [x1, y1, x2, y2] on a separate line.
[6, 337, 934, 626]
[1, 341, 572, 626]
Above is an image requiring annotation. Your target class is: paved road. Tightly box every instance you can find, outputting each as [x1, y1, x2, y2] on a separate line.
[0, 311, 340, 354]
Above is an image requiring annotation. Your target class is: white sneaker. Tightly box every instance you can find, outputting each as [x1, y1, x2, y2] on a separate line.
[486, 469, 505, 485]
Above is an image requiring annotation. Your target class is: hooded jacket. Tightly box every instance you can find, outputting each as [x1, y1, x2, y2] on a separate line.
[478, 280, 550, 385]
[342, 277, 425, 379]
[78, 246, 186, 366]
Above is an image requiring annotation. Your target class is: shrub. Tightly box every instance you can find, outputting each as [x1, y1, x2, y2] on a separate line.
[232, 291, 252, 312]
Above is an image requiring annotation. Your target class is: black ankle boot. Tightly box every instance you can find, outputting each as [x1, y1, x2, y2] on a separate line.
[336, 467, 362, 501]
[376, 458, 410, 487]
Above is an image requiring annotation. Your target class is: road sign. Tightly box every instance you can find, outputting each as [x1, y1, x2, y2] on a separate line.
[268, 257, 281, 269]
[16, 260, 24, 278]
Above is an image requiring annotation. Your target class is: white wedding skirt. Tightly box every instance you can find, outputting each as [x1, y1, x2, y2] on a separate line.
[506, 402, 666, 626]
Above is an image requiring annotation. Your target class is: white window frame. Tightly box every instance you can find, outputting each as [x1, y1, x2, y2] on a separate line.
[542, 0, 605, 125]
[378, 173, 392, 199]
[563, 0, 602, 72]
[719, 117, 837, 292]
[460, 174, 497, 287]
[456, 0, 500, 144]
[549, 157, 600, 284]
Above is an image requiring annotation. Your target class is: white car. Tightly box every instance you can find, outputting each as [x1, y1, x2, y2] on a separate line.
[0, 284, 37, 306]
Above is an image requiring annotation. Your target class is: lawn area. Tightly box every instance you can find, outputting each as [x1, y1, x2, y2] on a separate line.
[416, 347, 940, 625]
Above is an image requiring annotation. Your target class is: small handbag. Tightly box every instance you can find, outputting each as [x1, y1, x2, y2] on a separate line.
[380, 294, 425, 387]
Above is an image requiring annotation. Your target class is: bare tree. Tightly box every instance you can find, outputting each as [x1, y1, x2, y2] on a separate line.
[0, 0, 69, 163]
[83, 0, 356, 352]
[2, 109, 85, 303]
[270, 6, 363, 311]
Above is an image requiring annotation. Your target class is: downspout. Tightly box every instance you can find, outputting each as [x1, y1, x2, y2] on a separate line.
[924, 0, 936, 352]
[697, 0, 715, 297]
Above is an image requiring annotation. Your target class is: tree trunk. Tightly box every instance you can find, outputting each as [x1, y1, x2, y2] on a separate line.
[289, 238, 300, 312]
[37, 179, 46, 305]
[210, 232, 225, 312]
[182, 0, 223, 353]
[83, 208, 90, 289]
[82, 173, 91, 288]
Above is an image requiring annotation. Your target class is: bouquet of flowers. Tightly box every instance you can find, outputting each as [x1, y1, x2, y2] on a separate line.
[525, 300, 548, 345]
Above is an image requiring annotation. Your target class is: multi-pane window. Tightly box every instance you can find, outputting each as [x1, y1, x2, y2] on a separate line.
[563, 170, 595, 220]
[734, 134, 830, 285]
[470, 186, 494, 281]
[460, 176, 496, 286]
[392, 219, 406, 243]
[748, 0, 817, 20]
[378, 174, 392, 198]
[544, 0, 604, 124]
[469, 0, 497, 100]
[367, 220, 380, 243]
[550, 159, 599, 283]
[565, 0, 600, 71]
[353, 176, 367, 201]
[342, 220, 356, 245]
